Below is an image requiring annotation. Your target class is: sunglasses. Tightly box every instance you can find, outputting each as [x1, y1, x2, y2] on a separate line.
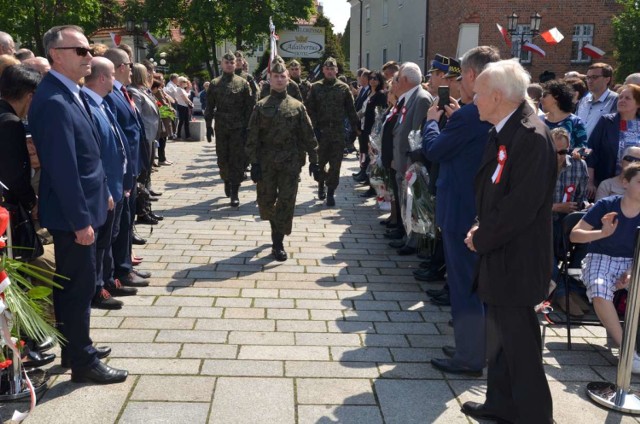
[556, 149, 570, 156]
[586, 75, 604, 81]
[120, 62, 134, 69]
[54, 46, 95, 57]
[623, 155, 640, 162]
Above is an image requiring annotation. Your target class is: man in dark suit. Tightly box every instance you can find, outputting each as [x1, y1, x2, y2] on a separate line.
[82, 57, 137, 310]
[463, 59, 555, 423]
[28, 25, 127, 384]
[103, 48, 149, 288]
[422, 46, 500, 376]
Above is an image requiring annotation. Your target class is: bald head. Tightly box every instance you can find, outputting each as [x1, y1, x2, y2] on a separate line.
[0, 32, 15, 56]
[84, 57, 115, 96]
[22, 57, 50, 75]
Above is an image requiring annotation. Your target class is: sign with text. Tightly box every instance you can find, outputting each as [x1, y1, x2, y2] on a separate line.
[278, 26, 325, 59]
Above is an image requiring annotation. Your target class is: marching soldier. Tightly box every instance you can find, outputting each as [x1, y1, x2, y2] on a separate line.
[234, 50, 259, 101]
[246, 58, 319, 261]
[305, 57, 359, 206]
[288, 60, 312, 102]
[204, 51, 255, 207]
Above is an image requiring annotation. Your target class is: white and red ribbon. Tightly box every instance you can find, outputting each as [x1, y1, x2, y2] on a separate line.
[562, 184, 575, 203]
[491, 145, 507, 184]
[399, 106, 407, 124]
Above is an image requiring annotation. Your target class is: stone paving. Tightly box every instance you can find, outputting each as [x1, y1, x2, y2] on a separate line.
[5, 134, 640, 423]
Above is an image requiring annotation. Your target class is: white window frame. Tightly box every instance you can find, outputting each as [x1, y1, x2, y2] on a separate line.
[382, 0, 389, 26]
[365, 5, 371, 33]
[418, 35, 424, 58]
[571, 24, 594, 63]
[511, 24, 532, 64]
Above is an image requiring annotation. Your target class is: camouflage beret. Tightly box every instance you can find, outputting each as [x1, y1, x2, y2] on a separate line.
[272, 55, 285, 64]
[234, 50, 244, 59]
[222, 51, 236, 61]
[288, 59, 301, 68]
[323, 57, 337, 68]
[270, 61, 287, 74]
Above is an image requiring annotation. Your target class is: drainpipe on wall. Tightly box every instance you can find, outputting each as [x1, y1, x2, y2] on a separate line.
[424, 0, 429, 73]
[359, 0, 363, 68]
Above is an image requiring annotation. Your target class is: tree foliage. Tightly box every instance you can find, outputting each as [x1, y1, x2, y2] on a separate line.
[612, 0, 640, 81]
[339, 18, 350, 66]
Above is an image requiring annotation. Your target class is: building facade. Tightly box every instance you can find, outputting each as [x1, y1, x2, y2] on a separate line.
[349, 0, 623, 82]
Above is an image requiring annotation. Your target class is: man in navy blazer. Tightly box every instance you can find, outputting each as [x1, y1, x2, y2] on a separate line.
[82, 57, 138, 310]
[28, 25, 127, 384]
[103, 47, 149, 288]
[422, 46, 500, 377]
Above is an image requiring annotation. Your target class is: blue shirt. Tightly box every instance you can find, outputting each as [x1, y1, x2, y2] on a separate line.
[544, 113, 588, 148]
[583, 195, 640, 258]
[576, 89, 619, 138]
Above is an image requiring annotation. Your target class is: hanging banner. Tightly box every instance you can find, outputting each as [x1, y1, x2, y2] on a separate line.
[278, 25, 325, 59]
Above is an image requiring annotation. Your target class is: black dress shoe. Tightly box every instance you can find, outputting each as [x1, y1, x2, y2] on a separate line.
[414, 268, 446, 282]
[442, 345, 456, 358]
[430, 294, 451, 306]
[383, 230, 404, 240]
[149, 190, 163, 196]
[150, 213, 164, 221]
[105, 280, 138, 297]
[388, 239, 405, 249]
[360, 187, 376, 198]
[132, 234, 147, 245]
[426, 287, 449, 297]
[397, 246, 417, 256]
[133, 269, 152, 279]
[352, 170, 365, 178]
[71, 361, 128, 384]
[120, 272, 150, 287]
[149, 196, 159, 202]
[353, 173, 368, 183]
[431, 358, 483, 377]
[419, 260, 432, 269]
[272, 247, 288, 262]
[61, 346, 111, 368]
[91, 288, 123, 310]
[136, 215, 158, 225]
[379, 219, 390, 225]
[461, 401, 511, 423]
[22, 350, 56, 368]
[35, 336, 55, 353]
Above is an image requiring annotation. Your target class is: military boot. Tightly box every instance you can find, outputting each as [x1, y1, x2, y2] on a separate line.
[230, 184, 240, 207]
[326, 188, 335, 207]
[318, 181, 326, 200]
[224, 181, 231, 198]
[271, 232, 287, 261]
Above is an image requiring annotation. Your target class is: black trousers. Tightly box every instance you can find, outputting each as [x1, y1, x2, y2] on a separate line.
[176, 104, 190, 138]
[50, 229, 99, 370]
[102, 199, 124, 287]
[158, 137, 167, 162]
[389, 168, 404, 234]
[484, 304, 553, 423]
[113, 185, 135, 279]
[95, 206, 116, 289]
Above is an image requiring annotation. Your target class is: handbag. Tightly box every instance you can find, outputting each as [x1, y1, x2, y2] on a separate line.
[613, 289, 628, 318]
[0, 202, 44, 261]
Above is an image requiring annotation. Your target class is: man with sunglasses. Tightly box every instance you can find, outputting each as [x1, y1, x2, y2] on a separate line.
[29, 25, 128, 384]
[576, 62, 618, 138]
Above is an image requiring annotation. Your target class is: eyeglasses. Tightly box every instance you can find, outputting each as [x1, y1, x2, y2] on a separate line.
[53, 46, 95, 57]
[623, 155, 640, 162]
[585, 75, 604, 81]
[556, 149, 570, 156]
[120, 62, 134, 69]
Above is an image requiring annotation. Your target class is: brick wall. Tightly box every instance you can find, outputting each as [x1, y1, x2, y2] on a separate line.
[427, 0, 623, 83]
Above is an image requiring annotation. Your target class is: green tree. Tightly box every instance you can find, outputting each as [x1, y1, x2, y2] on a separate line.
[612, 0, 640, 81]
[339, 18, 350, 65]
[305, 12, 347, 77]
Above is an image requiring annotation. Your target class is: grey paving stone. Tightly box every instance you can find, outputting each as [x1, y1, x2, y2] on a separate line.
[108, 342, 181, 358]
[253, 298, 295, 308]
[277, 320, 327, 333]
[211, 377, 294, 424]
[378, 363, 445, 379]
[267, 308, 309, 320]
[180, 343, 238, 359]
[295, 332, 362, 346]
[107, 358, 201, 375]
[331, 346, 393, 362]
[131, 375, 216, 401]
[120, 317, 195, 329]
[119, 401, 210, 424]
[154, 296, 214, 306]
[202, 359, 284, 376]
[224, 307, 265, 319]
[327, 320, 376, 334]
[298, 405, 383, 424]
[108, 305, 178, 317]
[196, 318, 275, 331]
[374, 322, 439, 335]
[353, 300, 401, 311]
[89, 316, 124, 328]
[228, 331, 295, 345]
[178, 306, 224, 318]
[156, 329, 227, 343]
[90, 328, 157, 343]
[280, 289, 338, 299]
[214, 297, 253, 307]
[239, 345, 329, 361]
[285, 361, 379, 378]
[296, 378, 377, 405]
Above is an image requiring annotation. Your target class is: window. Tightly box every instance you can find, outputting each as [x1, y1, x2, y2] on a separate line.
[571, 24, 594, 63]
[382, 0, 389, 26]
[418, 35, 424, 58]
[511, 24, 532, 64]
[382, 48, 387, 64]
[456, 24, 479, 58]
[366, 52, 370, 69]
[365, 5, 371, 33]
[398, 43, 402, 61]
[257, 44, 264, 52]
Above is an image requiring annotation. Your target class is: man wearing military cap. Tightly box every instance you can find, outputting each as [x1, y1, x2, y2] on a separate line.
[204, 51, 255, 207]
[246, 59, 319, 261]
[288, 59, 312, 101]
[444, 57, 462, 101]
[259, 56, 303, 101]
[234, 50, 259, 100]
[426, 53, 450, 97]
[306, 57, 359, 206]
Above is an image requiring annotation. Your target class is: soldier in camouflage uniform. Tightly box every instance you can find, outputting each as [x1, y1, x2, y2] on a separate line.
[305, 57, 359, 206]
[258, 76, 302, 101]
[204, 51, 255, 207]
[288, 60, 312, 102]
[246, 58, 319, 261]
[234, 50, 259, 101]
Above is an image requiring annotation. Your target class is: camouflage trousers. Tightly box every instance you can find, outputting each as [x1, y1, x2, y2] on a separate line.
[215, 124, 247, 184]
[317, 127, 344, 190]
[256, 166, 300, 235]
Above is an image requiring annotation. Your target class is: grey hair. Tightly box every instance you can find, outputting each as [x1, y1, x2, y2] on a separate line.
[0, 31, 13, 50]
[625, 73, 640, 85]
[479, 59, 531, 103]
[460, 45, 500, 76]
[550, 127, 570, 146]
[399, 62, 422, 86]
[103, 48, 129, 68]
[43, 25, 84, 63]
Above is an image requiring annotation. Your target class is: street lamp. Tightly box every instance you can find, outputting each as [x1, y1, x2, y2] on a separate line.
[158, 52, 168, 73]
[506, 11, 542, 37]
[125, 18, 149, 62]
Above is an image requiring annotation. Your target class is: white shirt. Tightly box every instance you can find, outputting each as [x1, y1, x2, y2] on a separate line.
[398, 84, 420, 104]
[495, 108, 518, 134]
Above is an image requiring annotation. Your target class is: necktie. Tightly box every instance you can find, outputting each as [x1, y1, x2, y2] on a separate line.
[79, 91, 93, 119]
[103, 102, 128, 173]
[120, 86, 135, 112]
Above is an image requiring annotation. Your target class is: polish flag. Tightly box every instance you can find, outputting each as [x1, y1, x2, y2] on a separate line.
[522, 42, 546, 57]
[540, 27, 564, 45]
[109, 32, 121, 47]
[268, 16, 278, 73]
[496, 24, 512, 48]
[144, 31, 159, 46]
[582, 44, 605, 59]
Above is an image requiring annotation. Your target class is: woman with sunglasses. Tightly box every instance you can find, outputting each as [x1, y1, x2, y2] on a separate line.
[587, 84, 640, 197]
[596, 145, 640, 200]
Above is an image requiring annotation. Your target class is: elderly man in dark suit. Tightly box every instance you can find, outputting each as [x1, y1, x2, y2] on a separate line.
[463, 59, 555, 423]
[28, 25, 127, 384]
[388, 62, 433, 254]
[423, 46, 500, 377]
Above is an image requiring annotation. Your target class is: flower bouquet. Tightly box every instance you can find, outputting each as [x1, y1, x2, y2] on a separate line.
[158, 104, 176, 120]
[400, 163, 436, 237]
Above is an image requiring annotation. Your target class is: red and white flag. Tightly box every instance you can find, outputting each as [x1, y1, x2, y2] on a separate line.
[540, 27, 564, 45]
[496, 24, 512, 48]
[267, 16, 279, 73]
[522, 42, 546, 57]
[582, 44, 605, 59]
[144, 31, 159, 46]
[109, 32, 121, 47]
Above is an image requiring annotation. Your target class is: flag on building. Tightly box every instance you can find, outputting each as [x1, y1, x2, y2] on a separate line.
[496, 24, 512, 48]
[144, 31, 159, 46]
[581, 44, 605, 59]
[540, 27, 564, 45]
[109, 32, 122, 47]
[522, 42, 546, 57]
[268, 17, 279, 73]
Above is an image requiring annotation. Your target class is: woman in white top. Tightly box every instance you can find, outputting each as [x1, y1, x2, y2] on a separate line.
[175, 76, 194, 140]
